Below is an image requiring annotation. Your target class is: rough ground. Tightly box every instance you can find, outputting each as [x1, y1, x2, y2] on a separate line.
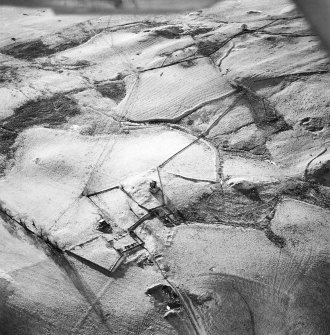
[0, 1, 330, 334]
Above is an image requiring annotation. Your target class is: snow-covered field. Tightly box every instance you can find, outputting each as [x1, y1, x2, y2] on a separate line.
[1, 1, 330, 334]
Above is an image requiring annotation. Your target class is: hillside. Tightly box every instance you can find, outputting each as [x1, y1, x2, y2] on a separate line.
[0, 1, 330, 334]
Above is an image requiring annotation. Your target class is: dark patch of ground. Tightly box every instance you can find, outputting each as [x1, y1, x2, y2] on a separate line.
[0, 128, 17, 158]
[150, 25, 185, 39]
[179, 185, 278, 229]
[229, 80, 292, 136]
[241, 88, 292, 131]
[0, 66, 17, 83]
[179, 59, 197, 68]
[3, 94, 80, 130]
[189, 27, 214, 37]
[0, 40, 53, 60]
[96, 80, 126, 103]
[276, 179, 330, 209]
[146, 284, 182, 311]
[264, 227, 286, 248]
[299, 117, 326, 132]
[213, 134, 269, 157]
[0, 94, 80, 173]
[175, 177, 330, 232]
[307, 163, 330, 187]
[197, 39, 222, 56]
[0, 38, 91, 61]
[0, 303, 37, 335]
